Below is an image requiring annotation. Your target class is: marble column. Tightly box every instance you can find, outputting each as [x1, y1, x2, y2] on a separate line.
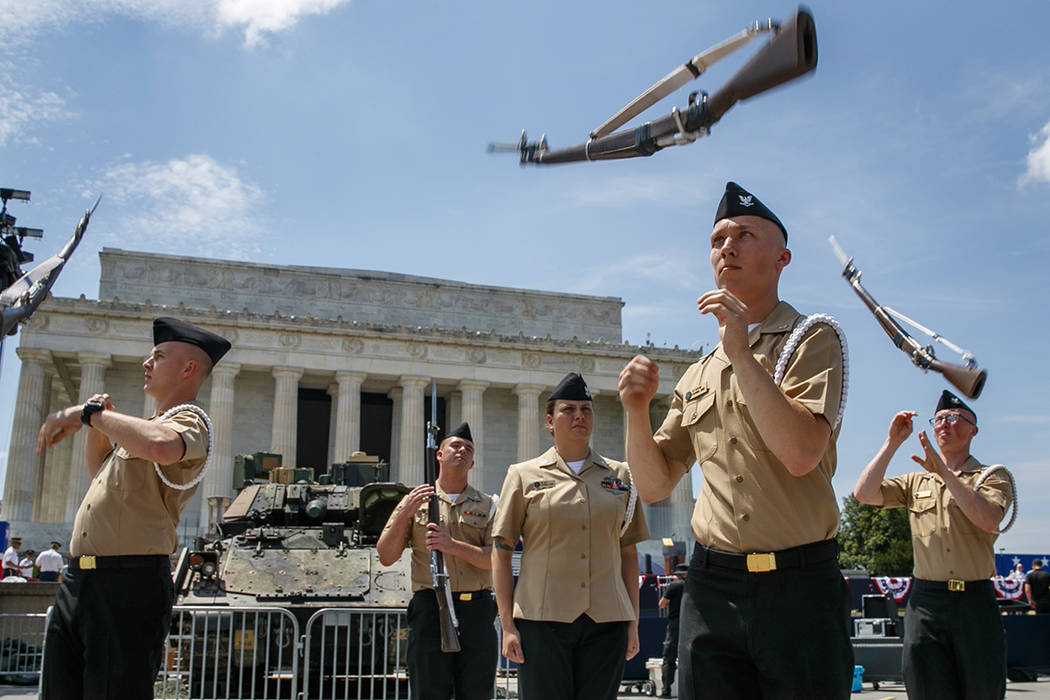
[459, 384, 487, 486]
[3, 348, 51, 522]
[38, 376, 70, 522]
[332, 371, 366, 463]
[65, 352, 111, 521]
[388, 387, 402, 480]
[270, 367, 303, 468]
[513, 384, 544, 463]
[397, 376, 428, 486]
[200, 362, 240, 530]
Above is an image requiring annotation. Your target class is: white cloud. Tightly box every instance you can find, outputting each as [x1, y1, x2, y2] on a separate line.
[87, 154, 266, 258]
[0, 63, 73, 147]
[1019, 120, 1050, 186]
[0, 0, 350, 49]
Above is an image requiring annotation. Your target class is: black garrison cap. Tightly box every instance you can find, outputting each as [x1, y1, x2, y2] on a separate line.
[444, 421, 473, 444]
[153, 317, 232, 365]
[936, 390, 976, 423]
[714, 181, 788, 242]
[50, 541, 62, 548]
[548, 372, 592, 402]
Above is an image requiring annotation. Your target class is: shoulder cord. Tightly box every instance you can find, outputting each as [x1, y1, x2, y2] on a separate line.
[621, 465, 637, 537]
[973, 464, 1017, 535]
[773, 313, 849, 429]
[151, 404, 214, 491]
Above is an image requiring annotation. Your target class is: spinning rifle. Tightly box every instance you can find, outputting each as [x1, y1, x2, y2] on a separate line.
[828, 236, 987, 399]
[489, 8, 817, 165]
[426, 381, 461, 652]
[1, 193, 100, 338]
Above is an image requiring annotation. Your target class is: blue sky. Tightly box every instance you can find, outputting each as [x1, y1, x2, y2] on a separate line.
[2, 0, 1049, 555]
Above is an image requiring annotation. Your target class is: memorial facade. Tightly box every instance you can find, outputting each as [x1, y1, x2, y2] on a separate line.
[3, 249, 698, 548]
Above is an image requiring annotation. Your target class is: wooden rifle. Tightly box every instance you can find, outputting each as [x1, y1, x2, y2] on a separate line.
[426, 381, 460, 652]
[829, 236, 987, 399]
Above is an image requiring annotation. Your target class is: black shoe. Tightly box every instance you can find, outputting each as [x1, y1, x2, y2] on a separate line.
[659, 692, 672, 698]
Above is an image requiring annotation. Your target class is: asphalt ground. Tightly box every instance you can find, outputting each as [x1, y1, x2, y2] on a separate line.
[3, 677, 1050, 699]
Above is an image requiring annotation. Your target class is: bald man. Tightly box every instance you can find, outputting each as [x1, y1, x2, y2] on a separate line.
[36, 317, 231, 700]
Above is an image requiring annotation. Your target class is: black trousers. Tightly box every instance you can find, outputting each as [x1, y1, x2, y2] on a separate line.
[41, 562, 174, 699]
[407, 589, 498, 700]
[678, 542, 853, 700]
[902, 579, 1005, 700]
[516, 615, 628, 700]
[661, 617, 680, 694]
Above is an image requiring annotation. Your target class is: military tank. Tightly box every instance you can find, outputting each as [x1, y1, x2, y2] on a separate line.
[169, 455, 412, 699]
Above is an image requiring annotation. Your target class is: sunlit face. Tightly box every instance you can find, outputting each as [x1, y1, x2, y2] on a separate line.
[931, 409, 977, 452]
[709, 215, 790, 299]
[546, 400, 594, 444]
[142, 341, 193, 398]
[436, 436, 474, 472]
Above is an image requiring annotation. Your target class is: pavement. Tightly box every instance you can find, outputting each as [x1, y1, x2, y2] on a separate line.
[2, 677, 1050, 699]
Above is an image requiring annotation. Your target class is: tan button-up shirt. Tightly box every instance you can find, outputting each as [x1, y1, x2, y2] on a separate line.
[879, 457, 1012, 581]
[491, 447, 650, 624]
[71, 409, 208, 556]
[381, 483, 495, 592]
[654, 301, 844, 553]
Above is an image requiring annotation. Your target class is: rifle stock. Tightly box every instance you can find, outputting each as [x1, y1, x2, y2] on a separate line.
[928, 358, 987, 400]
[705, 8, 817, 123]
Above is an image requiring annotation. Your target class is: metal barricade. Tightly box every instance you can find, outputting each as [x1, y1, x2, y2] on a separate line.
[301, 607, 410, 700]
[156, 606, 299, 700]
[0, 611, 47, 684]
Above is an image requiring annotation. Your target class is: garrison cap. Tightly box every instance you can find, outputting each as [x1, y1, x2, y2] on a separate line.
[444, 421, 473, 444]
[714, 181, 788, 242]
[153, 317, 231, 365]
[50, 541, 61, 548]
[548, 372, 592, 402]
[936, 389, 976, 424]
[9, 537, 20, 544]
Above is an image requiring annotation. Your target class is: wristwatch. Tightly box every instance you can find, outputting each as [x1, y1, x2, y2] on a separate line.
[81, 400, 105, 427]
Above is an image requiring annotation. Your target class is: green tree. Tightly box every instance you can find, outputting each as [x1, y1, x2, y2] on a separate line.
[837, 495, 914, 576]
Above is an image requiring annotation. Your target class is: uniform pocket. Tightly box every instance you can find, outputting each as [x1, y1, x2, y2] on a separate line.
[681, 392, 716, 463]
[907, 496, 938, 537]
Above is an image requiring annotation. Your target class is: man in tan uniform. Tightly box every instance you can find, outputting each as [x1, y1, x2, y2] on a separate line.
[619, 182, 852, 699]
[853, 390, 1012, 700]
[35, 316, 230, 699]
[376, 421, 497, 700]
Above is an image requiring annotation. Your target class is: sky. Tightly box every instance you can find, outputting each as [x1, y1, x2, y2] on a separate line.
[1, 0, 1049, 555]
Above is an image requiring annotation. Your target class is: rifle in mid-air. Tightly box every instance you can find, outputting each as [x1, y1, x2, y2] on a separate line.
[426, 382, 460, 652]
[828, 236, 987, 399]
[1, 192, 100, 338]
[488, 8, 817, 165]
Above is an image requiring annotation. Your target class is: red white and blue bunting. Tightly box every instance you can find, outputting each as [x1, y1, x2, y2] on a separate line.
[872, 577, 913, 602]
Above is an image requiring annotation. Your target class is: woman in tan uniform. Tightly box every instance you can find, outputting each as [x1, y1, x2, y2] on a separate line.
[491, 372, 648, 700]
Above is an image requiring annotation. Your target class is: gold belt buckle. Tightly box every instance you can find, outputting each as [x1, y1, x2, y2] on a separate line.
[78, 555, 97, 570]
[746, 552, 777, 573]
[458, 592, 473, 602]
[947, 579, 965, 592]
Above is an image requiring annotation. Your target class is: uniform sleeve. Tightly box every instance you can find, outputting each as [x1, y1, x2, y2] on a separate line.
[779, 323, 844, 423]
[878, 474, 911, 509]
[653, 371, 699, 466]
[976, 467, 1013, 512]
[379, 495, 413, 548]
[160, 409, 209, 465]
[481, 495, 498, 544]
[490, 467, 525, 544]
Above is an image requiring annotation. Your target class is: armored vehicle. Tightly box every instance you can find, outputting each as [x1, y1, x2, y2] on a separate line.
[169, 458, 412, 699]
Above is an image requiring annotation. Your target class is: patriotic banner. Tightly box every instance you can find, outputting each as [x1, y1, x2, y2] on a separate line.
[991, 576, 1024, 601]
[872, 577, 913, 602]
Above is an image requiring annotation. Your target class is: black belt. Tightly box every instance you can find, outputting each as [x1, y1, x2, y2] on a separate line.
[414, 588, 491, 602]
[913, 578, 993, 594]
[694, 539, 838, 573]
[68, 554, 170, 572]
